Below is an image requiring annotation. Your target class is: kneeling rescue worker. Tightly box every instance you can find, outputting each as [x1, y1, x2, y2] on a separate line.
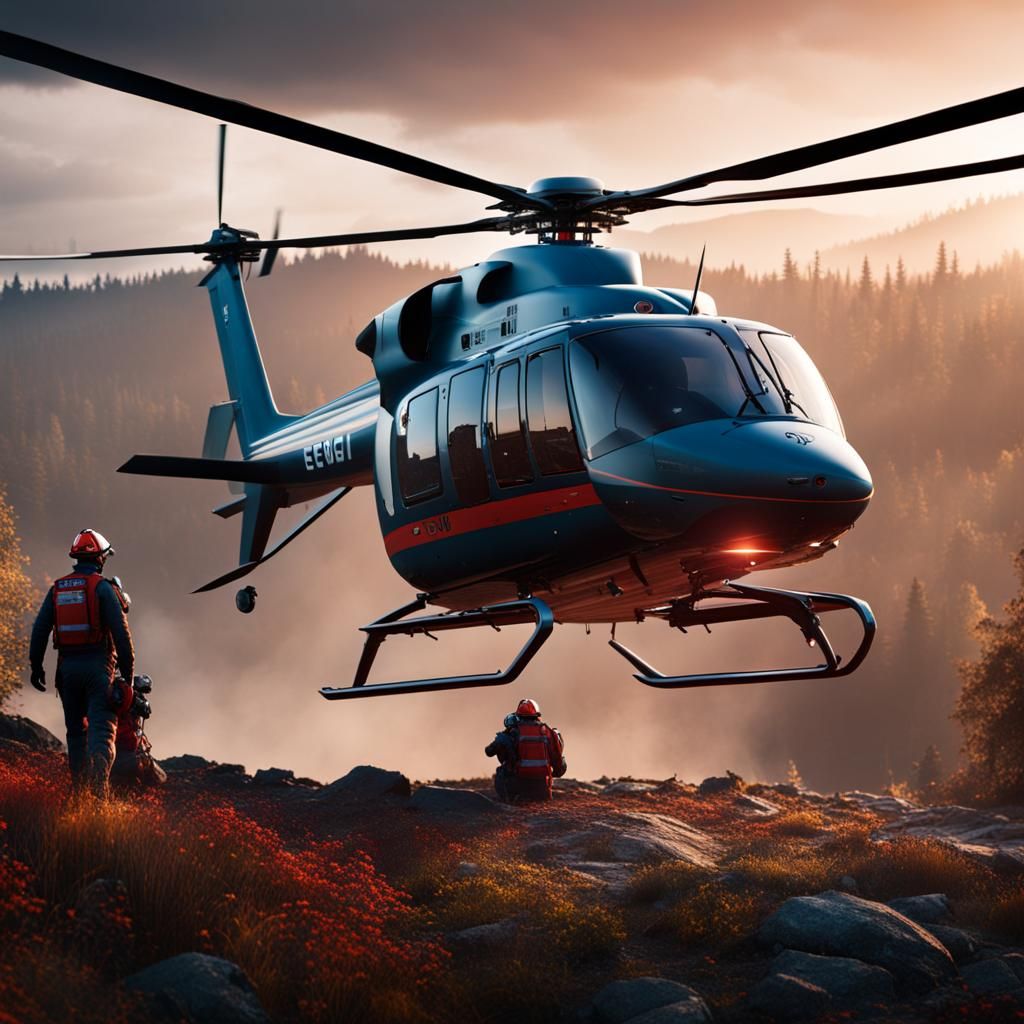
[485, 698, 567, 803]
[29, 529, 134, 797]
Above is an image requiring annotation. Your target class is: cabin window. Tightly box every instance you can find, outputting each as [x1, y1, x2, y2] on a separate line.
[491, 362, 533, 487]
[526, 348, 584, 475]
[397, 387, 442, 504]
[447, 367, 490, 505]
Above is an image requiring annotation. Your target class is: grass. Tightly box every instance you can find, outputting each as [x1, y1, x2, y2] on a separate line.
[3, 742, 1021, 1023]
[0, 747, 447, 1024]
[653, 882, 763, 948]
[628, 859, 714, 903]
[986, 889, 1024, 943]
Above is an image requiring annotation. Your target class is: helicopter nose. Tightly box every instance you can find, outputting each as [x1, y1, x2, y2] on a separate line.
[652, 419, 873, 503]
[587, 419, 872, 543]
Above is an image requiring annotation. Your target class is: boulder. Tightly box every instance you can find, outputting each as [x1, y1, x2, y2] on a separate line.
[553, 777, 602, 793]
[755, 950, 896, 1014]
[0, 713, 63, 751]
[603, 780, 658, 796]
[698, 772, 743, 795]
[315, 765, 411, 805]
[960, 958, 1024, 996]
[252, 767, 295, 787]
[1003, 953, 1024, 984]
[446, 918, 520, 950]
[161, 754, 214, 772]
[537, 812, 722, 869]
[409, 785, 502, 816]
[925, 924, 977, 963]
[887, 893, 951, 925]
[591, 977, 711, 1024]
[747, 973, 829, 1021]
[734, 793, 781, 818]
[125, 953, 269, 1024]
[839, 791, 918, 817]
[758, 890, 956, 992]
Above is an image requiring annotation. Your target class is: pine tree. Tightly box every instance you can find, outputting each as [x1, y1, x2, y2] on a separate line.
[914, 744, 943, 797]
[953, 549, 1024, 803]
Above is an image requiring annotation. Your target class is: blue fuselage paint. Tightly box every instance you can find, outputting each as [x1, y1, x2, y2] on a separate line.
[230, 244, 872, 622]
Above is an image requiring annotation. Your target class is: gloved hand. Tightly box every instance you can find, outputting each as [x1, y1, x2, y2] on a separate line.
[30, 667, 46, 693]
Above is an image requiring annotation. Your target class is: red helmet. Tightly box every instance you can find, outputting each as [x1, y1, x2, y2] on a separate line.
[69, 529, 115, 561]
[516, 698, 541, 719]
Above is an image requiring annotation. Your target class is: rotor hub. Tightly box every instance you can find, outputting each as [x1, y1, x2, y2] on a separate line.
[527, 176, 605, 201]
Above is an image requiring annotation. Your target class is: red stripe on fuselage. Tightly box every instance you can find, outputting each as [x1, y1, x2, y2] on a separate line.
[384, 483, 602, 556]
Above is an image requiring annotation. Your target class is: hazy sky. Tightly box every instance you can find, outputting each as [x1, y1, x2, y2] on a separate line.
[2, 1, 1024, 273]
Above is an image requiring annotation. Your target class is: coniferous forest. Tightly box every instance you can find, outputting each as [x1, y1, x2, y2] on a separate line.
[1, 243, 1023, 792]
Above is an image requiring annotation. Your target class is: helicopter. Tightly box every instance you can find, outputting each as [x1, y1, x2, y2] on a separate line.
[3, 31, 1024, 701]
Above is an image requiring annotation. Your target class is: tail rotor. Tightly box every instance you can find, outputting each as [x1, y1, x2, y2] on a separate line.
[259, 209, 282, 277]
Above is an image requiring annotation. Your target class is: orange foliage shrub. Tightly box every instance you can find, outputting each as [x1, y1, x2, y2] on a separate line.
[0, 747, 449, 1023]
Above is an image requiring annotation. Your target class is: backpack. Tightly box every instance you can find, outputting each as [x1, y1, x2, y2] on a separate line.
[515, 722, 554, 780]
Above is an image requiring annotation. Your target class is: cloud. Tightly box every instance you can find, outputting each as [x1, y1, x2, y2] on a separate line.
[2, 1, 1022, 135]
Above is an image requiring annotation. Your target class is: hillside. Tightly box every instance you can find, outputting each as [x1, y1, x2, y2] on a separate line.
[610, 209, 888, 275]
[614, 194, 1024, 277]
[1, 722, 1023, 1023]
[2, 246, 1024, 790]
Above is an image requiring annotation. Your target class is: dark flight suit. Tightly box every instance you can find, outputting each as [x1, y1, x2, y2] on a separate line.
[485, 723, 567, 803]
[29, 562, 134, 793]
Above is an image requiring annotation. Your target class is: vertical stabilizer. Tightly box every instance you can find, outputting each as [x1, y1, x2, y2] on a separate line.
[202, 257, 291, 456]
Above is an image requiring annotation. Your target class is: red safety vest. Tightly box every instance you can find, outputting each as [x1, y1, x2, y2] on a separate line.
[515, 722, 556, 782]
[51, 572, 106, 649]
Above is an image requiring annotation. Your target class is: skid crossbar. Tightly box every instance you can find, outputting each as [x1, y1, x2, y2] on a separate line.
[609, 581, 875, 689]
[320, 596, 554, 700]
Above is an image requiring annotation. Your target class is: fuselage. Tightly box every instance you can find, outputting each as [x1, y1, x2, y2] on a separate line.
[241, 245, 872, 623]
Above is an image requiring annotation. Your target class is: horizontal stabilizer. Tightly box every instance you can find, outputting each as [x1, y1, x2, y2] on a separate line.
[212, 495, 247, 519]
[119, 454, 283, 484]
[193, 485, 350, 593]
[193, 560, 260, 594]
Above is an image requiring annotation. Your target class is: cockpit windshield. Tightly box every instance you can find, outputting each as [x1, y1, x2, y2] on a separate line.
[569, 325, 750, 458]
[738, 330, 844, 437]
[569, 324, 844, 459]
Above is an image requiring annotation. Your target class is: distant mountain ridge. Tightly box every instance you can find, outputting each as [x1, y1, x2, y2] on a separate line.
[613, 194, 1024, 277]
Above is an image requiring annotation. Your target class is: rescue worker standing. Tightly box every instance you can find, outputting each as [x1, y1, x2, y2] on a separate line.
[28, 529, 134, 796]
[485, 698, 567, 804]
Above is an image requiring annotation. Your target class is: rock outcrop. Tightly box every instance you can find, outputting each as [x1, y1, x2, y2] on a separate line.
[748, 949, 895, 1019]
[0, 712, 63, 751]
[758, 890, 957, 992]
[879, 804, 1024, 872]
[590, 977, 711, 1023]
[125, 953, 270, 1024]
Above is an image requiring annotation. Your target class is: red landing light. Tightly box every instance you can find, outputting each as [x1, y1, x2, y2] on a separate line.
[722, 548, 781, 555]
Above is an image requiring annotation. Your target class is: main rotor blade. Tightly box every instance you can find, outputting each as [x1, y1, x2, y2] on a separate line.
[0, 216, 527, 262]
[638, 153, 1024, 209]
[217, 124, 226, 225]
[0, 30, 547, 212]
[591, 85, 1024, 208]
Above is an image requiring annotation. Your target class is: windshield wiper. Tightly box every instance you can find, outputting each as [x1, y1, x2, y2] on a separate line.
[724, 347, 766, 416]
[756, 336, 804, 416]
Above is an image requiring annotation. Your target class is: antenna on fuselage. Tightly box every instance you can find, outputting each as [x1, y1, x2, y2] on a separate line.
[689, 243, 706, 315]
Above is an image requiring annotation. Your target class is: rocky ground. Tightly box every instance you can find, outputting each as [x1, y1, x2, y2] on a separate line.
[1, 712, 1023, 1023]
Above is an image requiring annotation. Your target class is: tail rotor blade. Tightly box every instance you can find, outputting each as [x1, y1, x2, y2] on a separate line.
[217, 124, 227, 225]
[259, 209, 282, 277]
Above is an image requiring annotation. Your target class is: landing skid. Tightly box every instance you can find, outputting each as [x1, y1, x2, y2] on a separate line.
[320, 596, 554, 700]
[609, 581, 875, 689]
